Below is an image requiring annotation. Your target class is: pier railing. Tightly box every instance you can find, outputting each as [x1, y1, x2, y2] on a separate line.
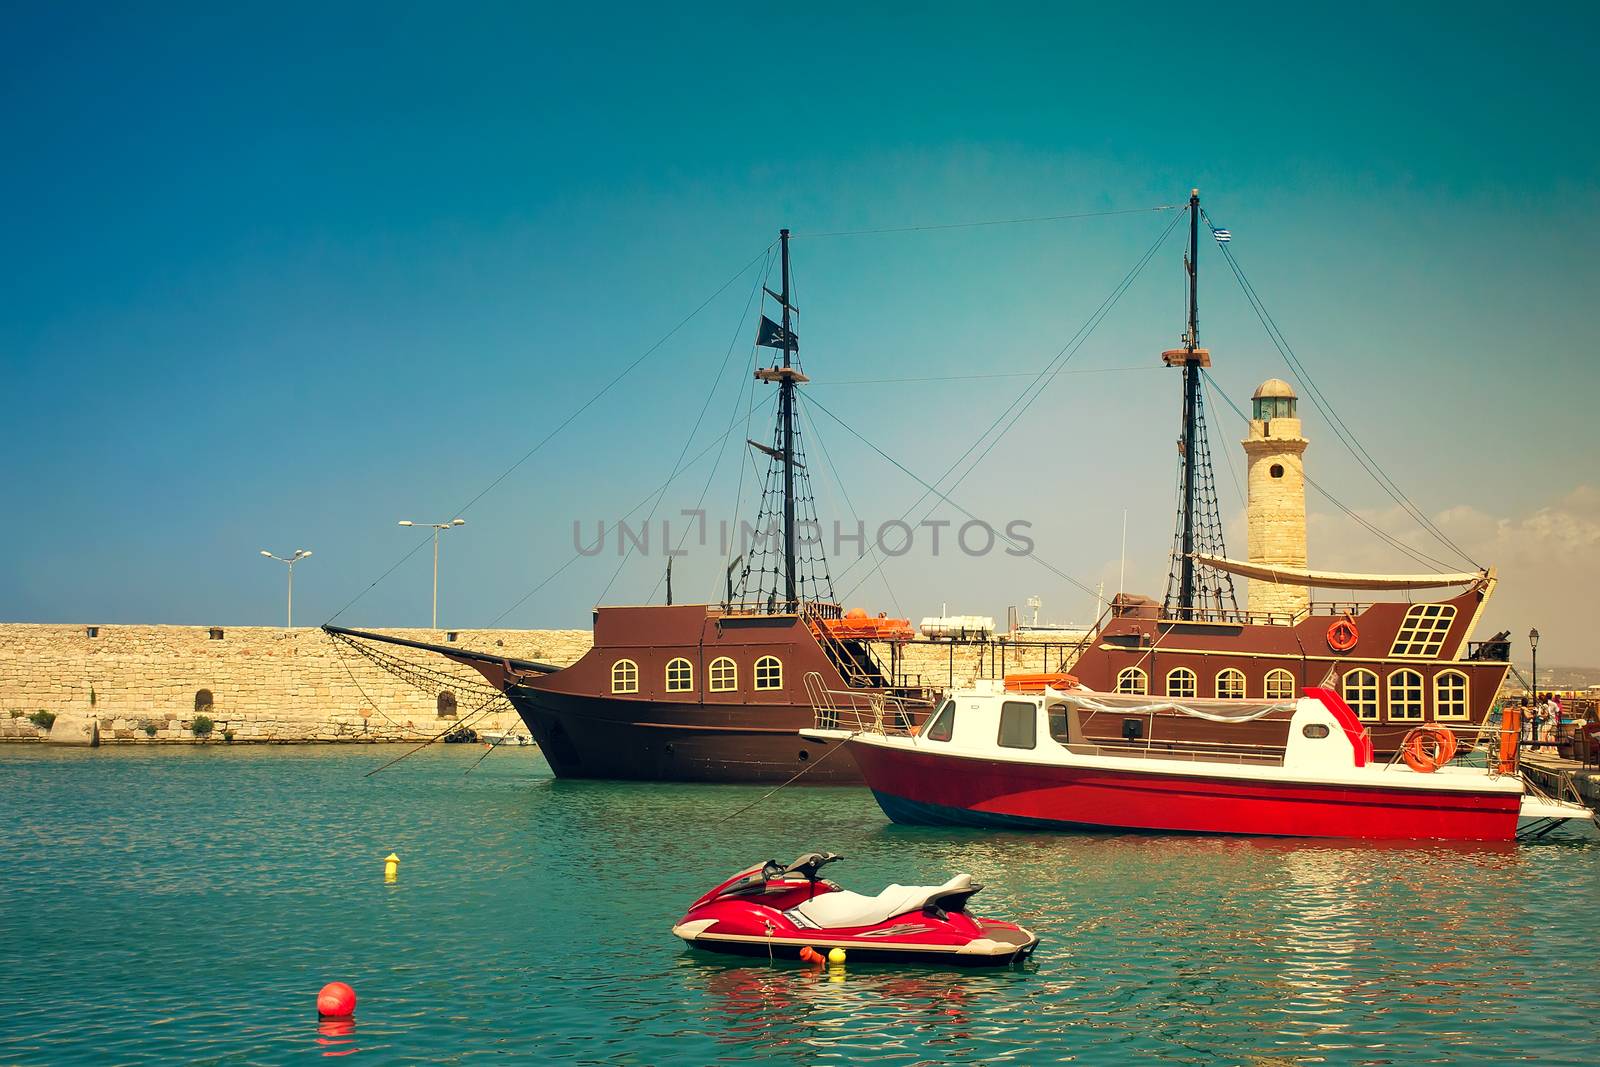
[803, 672, 921, 736]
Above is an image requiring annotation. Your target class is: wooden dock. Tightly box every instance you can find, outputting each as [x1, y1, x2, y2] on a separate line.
[1520, 750, 1600, 811]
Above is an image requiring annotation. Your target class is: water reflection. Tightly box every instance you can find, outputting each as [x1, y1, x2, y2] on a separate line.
[314, 1017, 359, 1058]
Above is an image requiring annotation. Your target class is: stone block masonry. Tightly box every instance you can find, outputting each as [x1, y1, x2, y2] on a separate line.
[0, 624, 592, 744]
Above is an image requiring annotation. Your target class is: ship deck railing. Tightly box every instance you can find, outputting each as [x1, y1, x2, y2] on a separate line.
[803, 672, 922, 736]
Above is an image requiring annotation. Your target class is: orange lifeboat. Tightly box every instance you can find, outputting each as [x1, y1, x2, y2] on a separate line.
[818, 609, 915, 643]
[1003, 672, 1081, 694]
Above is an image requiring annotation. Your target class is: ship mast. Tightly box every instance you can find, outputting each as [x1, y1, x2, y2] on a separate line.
[779, 228, 797, 609]
[733, 228, 835, 614]
[1180, 190, 1200, 615]
[1162, 189, 1237, 621]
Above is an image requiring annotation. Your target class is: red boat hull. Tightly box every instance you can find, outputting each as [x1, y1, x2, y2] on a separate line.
[848, 742, 1521, 842]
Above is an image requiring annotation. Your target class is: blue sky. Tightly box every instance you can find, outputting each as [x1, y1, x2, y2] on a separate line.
[4, 2, 1597, 661]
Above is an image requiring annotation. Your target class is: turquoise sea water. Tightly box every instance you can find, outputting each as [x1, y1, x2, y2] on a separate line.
[3, 744, 1598, 1065]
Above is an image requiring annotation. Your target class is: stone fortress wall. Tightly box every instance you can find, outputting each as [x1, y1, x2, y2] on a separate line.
[0, 624, 592, 744]
[0, 622, 1074, 744]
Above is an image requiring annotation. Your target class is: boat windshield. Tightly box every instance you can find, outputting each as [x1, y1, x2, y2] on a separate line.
[922, 699, 956, 741]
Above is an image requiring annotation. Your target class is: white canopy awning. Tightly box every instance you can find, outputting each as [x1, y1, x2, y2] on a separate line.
[1193, 554, 1485, 590]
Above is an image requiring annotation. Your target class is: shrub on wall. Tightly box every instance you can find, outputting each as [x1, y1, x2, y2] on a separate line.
[142, 720, 158, 738]
[29, 710, 56, 730]
[192, 714, 214, 737]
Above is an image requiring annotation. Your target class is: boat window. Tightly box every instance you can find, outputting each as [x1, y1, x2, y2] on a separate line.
[665, 657, 693, 693]
[754, 655, 783, 691]
[1435, 671, 1469, 720]
[1215, 668, 1246, 700]
[1115, 667, 1147, 695]
[1264, 669, 1296, 701]
[1302, 723, 1330, 739]
[709, 657, 737, 692]
[998, 701, 1037, 750]
[925, 701, 956, 742]
[1047, 704, 1071, 742]
[1389, 669, 1424, 721]
[1166, 667, 1197, 699]
[1389, 604, 1457, 658]
[1342, 668, 1380, 722]
[611, 659, 639, 694]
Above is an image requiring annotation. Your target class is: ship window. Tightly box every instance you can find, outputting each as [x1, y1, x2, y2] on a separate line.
[1216, 668, 1246, 700]
[1389, 669, 1424, 721]
[1435, 670, 1469, 720]
[709, 657, 737, 692]
[1115, 667, 1147, 696]
[665, 657, 693, 693]
[754, 655, 783, 691]
[611, 659, 639, 694]
[998, 701, 1038, 750]
[1389, 604, 1457, 658]
[925, 701, 955, 742]
[1302, 723, 1330, 739]
[1264, 669, 1296, 701]
[1166, 667, 1197, 699]
[1343, 669, 1380, 722]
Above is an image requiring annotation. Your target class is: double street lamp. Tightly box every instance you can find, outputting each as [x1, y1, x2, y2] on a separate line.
[259, 549, 312, 628]
[398, 518, 466, 629]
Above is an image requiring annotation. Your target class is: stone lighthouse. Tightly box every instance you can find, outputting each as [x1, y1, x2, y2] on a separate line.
[1242, 379, 1309, 618]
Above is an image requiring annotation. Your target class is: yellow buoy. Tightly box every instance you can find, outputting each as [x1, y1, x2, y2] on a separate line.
[827, 947, 846, 964]
[384, 853, 400, 883]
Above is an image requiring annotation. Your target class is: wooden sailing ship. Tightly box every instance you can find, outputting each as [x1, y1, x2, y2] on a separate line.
[1060, 190, 1511, 756]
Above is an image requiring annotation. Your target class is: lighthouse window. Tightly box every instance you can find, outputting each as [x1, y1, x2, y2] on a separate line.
[1115, 667, 1148, 696]
[754, 656, 783, 691]
[1270, 464, 1285, 479]
[997, 701, 1038, 750]
[1435, 671, 1470, 720]
[1343, 669, 1380, 722]
[1165, 668, 1197, 699]
[1389, 669, 1424, 721]
[1389, 604, 1457, 658]
[1264, 669, 1296, 700]
[611, 659, 639, 694]
[709, 657, 737, 692]
[665, 658, 693, 693]
[1216, 668, 1246, 700]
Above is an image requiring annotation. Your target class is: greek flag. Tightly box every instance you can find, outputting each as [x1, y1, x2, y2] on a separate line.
[1211, 228, 1232, 243]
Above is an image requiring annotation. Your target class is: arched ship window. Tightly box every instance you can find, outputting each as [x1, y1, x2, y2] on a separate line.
[611, 659, 639, 694]
[1165, 667, 1197, 699]
[709, 657, 737, 692]
[1264, 669, 1296, 701]
[1215, 668, 1246, 700]
[1115, 667, 1147, 696]
[1342, 669, 1380, 721]
[1389, 604, 1457, 658]
[1435, 671, 1470, 720]
[665, 658, 694, 693]
[1389, 669, 1424, 721]
[754, 656, 783, 691]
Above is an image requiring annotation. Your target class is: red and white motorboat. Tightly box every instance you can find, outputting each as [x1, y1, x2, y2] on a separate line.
[801, 677, 1594, 843]
[672, 851, 1039, 966]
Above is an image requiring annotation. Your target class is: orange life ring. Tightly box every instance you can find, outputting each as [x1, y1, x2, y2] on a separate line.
[1401, 725, 1458, 773]
[1326, 616, 1358, 653]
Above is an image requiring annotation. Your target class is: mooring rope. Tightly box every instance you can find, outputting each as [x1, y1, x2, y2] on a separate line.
[714, 736, 853, 824]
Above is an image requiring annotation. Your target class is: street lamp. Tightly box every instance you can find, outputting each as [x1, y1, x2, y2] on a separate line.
[398, 518, 466, 629]
[260, 549, 312, 628]
[1528, 627, 1540, 746]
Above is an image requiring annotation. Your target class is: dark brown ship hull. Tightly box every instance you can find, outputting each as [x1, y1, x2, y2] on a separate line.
[506, 686, 866, 783]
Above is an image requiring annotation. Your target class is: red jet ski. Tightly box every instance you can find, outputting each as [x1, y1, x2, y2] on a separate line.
[672, 851, 1039, 966]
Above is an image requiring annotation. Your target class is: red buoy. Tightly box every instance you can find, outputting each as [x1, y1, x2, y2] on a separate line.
[317, 981, 357, 1018]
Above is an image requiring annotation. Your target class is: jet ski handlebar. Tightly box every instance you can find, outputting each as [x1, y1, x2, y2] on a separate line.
[761, 851, 844, 882]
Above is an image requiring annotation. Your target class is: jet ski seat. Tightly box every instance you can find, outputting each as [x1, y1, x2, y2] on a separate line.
[785, 873, 979, 929]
